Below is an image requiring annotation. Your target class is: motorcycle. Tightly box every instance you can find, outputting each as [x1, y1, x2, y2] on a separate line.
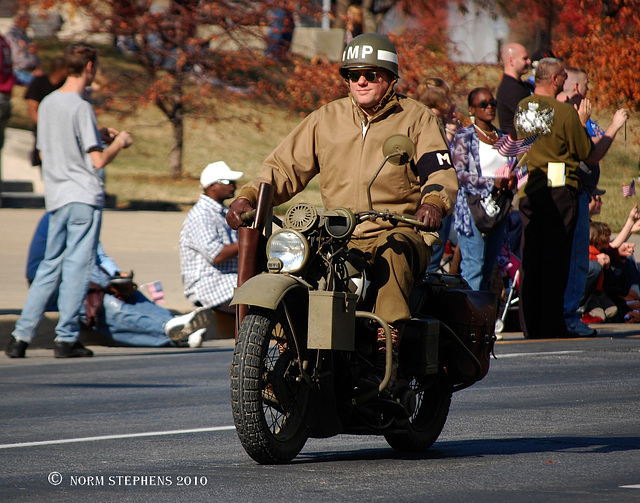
[229, 135, 498, 464]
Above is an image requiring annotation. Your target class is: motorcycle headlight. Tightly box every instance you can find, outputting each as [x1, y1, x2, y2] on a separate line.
[266, 229, 309, 273]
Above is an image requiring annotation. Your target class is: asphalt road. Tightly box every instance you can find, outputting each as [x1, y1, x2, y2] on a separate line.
[1, 336, 640, 502]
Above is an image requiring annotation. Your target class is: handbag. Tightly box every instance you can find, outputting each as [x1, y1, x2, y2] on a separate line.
[84, 283, 105, 327]
[467, 188, 513, 234]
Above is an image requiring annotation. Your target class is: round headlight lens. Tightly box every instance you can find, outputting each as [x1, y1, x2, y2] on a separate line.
[266, 229, 309, 273]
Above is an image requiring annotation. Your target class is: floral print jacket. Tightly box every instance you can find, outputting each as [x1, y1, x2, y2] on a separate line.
[452, 125, 513, 236]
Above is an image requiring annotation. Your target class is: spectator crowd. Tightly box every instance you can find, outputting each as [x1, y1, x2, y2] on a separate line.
[2, 7, 637, 360]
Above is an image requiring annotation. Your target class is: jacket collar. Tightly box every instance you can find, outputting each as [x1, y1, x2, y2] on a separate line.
[350, 81, 400, 126]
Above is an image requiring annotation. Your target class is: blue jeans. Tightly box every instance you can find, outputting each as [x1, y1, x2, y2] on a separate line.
[582, 260, 602, 307]
[13, 203, 102, 344]
[457, 217, 507, 291]
[427, 214, 453, 273]
[93, 291, 175, 347]
[564, 190, 590, 321]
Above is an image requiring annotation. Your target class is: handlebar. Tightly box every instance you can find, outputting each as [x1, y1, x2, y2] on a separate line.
[243, 205, 429, 232]
[357, 210, 428, 229]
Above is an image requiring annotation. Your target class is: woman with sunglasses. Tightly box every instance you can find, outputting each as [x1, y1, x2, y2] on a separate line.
[452, 87, 516, 291]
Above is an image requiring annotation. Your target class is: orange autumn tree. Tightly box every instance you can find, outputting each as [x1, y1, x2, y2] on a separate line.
[490, 0, 640, 112]
[26, 0, 470, 174]
[553, 0, 640, 112]
[27, 0, 309, 178]
[391, 2, 462, 99]
[274, 0, 463, 114]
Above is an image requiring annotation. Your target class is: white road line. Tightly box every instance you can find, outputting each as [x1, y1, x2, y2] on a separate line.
[620, 484, 640, 489]
[0, 426, 236, 450]
[498, 351, 583, 358]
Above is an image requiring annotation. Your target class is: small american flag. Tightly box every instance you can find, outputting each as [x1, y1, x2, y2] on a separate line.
[144, 281, 166, 303]
[515, 165, 529, 189]
[494, 163, 511, 178]
[623, 179, 636, 198]
[493, 134, 538, 157]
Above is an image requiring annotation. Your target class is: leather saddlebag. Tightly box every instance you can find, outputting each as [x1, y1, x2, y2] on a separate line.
[424, 288, 497, 383]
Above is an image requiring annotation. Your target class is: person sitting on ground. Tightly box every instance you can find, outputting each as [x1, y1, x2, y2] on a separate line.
[583, 206, 640, 323]
[27, 212, 211, 348]
[179, 161, 242, 314]
[581, 221, 616, 323]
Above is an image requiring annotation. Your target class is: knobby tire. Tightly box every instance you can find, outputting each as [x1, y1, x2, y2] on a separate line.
[230, 307, 310, 464]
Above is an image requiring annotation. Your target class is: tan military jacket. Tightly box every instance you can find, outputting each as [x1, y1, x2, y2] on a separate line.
[239, 89, 458, 240]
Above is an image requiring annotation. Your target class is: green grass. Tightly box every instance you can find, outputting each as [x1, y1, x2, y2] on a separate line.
[9, 41, 640, 232]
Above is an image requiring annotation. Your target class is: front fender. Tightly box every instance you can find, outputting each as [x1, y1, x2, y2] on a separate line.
[230, 274, 308, 310]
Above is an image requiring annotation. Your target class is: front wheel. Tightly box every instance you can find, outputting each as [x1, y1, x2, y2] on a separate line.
[384, 375, 452, 452]
[230, 306, 311, 464]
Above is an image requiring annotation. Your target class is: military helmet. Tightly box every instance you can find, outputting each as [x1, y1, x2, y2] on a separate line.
[340, 33, 399, 79]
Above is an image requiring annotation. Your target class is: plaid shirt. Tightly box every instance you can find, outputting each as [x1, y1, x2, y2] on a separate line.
[179, 195, 238, 308]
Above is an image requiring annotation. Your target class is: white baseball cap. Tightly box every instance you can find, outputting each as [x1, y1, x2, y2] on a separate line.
[200, 161, 244, 188]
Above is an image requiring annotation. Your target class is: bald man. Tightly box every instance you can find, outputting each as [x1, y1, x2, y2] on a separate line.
[496, 43, 533, 137]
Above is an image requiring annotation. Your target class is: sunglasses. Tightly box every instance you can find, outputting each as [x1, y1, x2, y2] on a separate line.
[473, 99, 497, 109]
[347, 70, 379, 83]
[214, 179, 236, 186]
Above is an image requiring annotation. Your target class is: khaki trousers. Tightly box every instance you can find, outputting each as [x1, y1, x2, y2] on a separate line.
[349, 227, 430, 324]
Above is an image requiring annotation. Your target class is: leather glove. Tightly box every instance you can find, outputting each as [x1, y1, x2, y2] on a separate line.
[226, 197, 255, 230]
[414, 202, 443, 231]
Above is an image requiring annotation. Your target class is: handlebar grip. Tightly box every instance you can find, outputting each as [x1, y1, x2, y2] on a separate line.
[400, 216, 426, 228]
[240, 209, 256, 223]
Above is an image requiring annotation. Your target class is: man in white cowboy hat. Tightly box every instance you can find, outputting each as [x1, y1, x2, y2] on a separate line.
[179, 161, 243, 313]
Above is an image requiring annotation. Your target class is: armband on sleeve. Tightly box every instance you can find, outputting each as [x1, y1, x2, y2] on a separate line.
[416, 149, 453, 181]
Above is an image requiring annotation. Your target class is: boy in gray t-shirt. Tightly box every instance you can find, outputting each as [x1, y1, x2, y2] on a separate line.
[37, 91, 105, 211]
[6, 43, 132, 359]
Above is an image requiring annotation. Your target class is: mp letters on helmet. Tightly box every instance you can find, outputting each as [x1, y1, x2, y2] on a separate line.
[343, 44, 399, 67]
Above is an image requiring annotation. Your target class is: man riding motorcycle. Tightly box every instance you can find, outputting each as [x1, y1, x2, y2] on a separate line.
[226, 33, 458, 386]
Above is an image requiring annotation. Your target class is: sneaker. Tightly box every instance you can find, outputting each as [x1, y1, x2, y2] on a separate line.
[581, 312, 604, 324]
[589, 307, 606, 322]
[599, 295, 618, 320]
[566, 319, 597, 338]
[187, 328, 206, 348]
[5, 336, 29, 358]
[54, 341, 94, 358]
[163, 307, 212, 342]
